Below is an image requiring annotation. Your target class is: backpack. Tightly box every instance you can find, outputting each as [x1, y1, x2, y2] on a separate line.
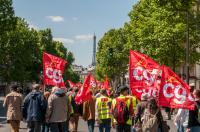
[142, 110, 159, 132]
[196, 101, 200, 124]
[113, 97, 129, 124]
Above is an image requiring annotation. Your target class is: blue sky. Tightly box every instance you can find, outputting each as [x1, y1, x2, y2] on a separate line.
[13, 0, 137, 67]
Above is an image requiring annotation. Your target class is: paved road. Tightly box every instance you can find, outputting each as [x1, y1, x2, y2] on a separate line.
[0, 96, 176, 132]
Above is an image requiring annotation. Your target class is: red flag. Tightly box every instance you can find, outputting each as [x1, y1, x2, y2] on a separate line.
[43, 52, 67, 88]
[103, 77, 110, 96]
[67, 80, 77, 88]
[90, 75, 97, 88]
[159, 66, 195, 110]
[103, 77, 109, 90]
[75, 74, 93, 104]
[129, 50, 160, 100]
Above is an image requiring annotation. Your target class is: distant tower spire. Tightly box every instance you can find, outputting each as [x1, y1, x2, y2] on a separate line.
[92, 33, 96, 66]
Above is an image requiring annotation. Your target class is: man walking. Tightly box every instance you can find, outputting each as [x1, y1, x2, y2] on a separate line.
[22, 84, 47, 132]
[3, 84, 23, 132]
[112, 86, 134, 132]
[95, 89, 112, 132]
[46, 86, 69, 132]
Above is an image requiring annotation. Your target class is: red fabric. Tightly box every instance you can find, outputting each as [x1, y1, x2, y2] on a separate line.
[67, 80, 77, 88]
[43, 52, 67, 88]
[103, 77, 109, 90]
[103, 77, 110, 96]
[129, 50, 160, 100]
[75, 74, 93, 104]
[159, 66, 195, 110]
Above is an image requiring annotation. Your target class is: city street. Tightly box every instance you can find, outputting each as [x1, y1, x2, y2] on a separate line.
[0, 96, 176, 132]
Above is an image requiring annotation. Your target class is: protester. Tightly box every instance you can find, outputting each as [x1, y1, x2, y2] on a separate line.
[42, 91, 51, 132]
[186, 89, 200, 132]
[22, 83, 47, 132]
[3, 84, 23, 132]
[83, 90, 96, 132]
[134, 93, 148, 131]
[69, 88, 81, 132]
[142, 98, 164, 132]
[112, 85, 134, 132]
[95, 89, 112, 132]
[46, 87, 69, 132]
[174, 108, 189, 132]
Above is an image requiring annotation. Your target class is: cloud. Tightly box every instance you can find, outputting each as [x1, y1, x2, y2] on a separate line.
[75, 34, 93, 41]
[72, 17, 78, 21]
[53, 38, 74, 44]
[47, 16, 64, 22]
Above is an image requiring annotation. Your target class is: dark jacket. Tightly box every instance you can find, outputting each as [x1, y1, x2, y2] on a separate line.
[22, 90, 47, 122]
[187, 101, 200, 128]
[134, 100, 148, 124]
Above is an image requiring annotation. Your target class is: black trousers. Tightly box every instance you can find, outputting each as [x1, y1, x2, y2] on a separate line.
[49, 122, 66, 132]
[116, 124, 131, 132]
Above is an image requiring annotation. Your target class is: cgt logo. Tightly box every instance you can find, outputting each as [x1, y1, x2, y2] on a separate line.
[133, 66, 159, 86]
[135, 88, 158, 98]
[90, 80, 96, 88]
[45, 68, 64, 83]
[163, 83, 194, 104]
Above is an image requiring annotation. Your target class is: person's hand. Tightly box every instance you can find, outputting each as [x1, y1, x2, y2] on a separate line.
[95, 118, 99, 124]
[186, 128, 190, 132]
[70, 116, 75, 122]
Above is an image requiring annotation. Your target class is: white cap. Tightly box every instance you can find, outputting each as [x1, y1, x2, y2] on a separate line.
[189, 83, 195, 87]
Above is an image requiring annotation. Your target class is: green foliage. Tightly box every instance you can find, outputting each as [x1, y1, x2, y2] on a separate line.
[126, 0, 200, 69]
[97, 0, 200, 82]
[0, 0, 79, 84]
[96, 28, 128, 81]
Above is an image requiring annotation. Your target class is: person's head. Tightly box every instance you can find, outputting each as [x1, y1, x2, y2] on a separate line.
[119, 85, 129, 96]
[193, 89, 200, 101]
[147, 98, 158, 114]
[44, 91, 50, 99]
[74, 87, 79, 93]
[32, 84, 40, 91]
[100, 89, 107, 96]
[51, 86, 59, 93]
[141, 93, 148, 101]
[10, 84, 18, 92]
[189, 83, 195, 93]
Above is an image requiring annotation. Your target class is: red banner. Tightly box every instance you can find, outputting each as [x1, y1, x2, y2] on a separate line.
[75, 74, 94, 104]
[103, 77, 110, 96]
[159, 66, 195, 110]
[129, 50, 160, 100]
[43, 52, 67, 88]
[67, 80, 77, 88]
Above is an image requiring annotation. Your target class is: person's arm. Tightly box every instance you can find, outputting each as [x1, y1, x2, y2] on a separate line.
[95, 99, 99, 121]
[134, 104, 141, 124]
[174, 109, 182, 126]
[22, 94, 30, 120]
[3, 96, 8, 108]
[45, 95, 53, 122]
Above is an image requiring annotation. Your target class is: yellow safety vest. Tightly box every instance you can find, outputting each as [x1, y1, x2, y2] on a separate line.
[112, 95, 133, 125]
[127, 95, 137, 111]
[96, 95, 112, 119]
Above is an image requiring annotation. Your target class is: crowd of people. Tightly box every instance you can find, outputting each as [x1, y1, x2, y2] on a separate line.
[2, 83, 200, 132]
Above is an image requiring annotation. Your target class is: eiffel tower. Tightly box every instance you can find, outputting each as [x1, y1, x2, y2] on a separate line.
[92, 33, 96, 66]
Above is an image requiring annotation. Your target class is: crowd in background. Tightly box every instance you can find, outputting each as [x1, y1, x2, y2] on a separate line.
[2, 83, 200, 132]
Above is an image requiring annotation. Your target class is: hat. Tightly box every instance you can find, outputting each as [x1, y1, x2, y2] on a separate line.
[189, 83, 195, 87]
[119, 85, 129, 93]
[141, 93, 148, 101]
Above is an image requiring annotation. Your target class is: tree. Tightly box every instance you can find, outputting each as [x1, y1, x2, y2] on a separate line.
[96, 28, 128, 87]
[125, 0, 200, 71]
